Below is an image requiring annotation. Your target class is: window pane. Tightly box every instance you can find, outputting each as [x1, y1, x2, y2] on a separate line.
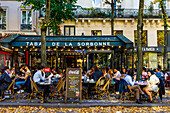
[114, 30, 123, 35]
[2, 11, 6, 24]
[70, 27, 75, 36]
[134, 30, 147, 46]
[27, 11, 32, 24]
[91, 30, 102, 36]
[157, 31, 164, 46]
[22, 11, 26, 24]
[65, 27, 69, 36]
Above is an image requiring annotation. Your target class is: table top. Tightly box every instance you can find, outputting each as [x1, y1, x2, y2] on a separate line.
[83, 81, 96, 84]
[136, 82, 147, 86]
[38, 81, 53, 85]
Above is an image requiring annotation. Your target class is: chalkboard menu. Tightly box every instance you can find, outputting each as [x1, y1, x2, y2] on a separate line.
[65, 68, 82, 103]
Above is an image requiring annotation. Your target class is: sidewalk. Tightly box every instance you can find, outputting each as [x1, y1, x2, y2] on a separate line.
[0, 88, 170, 108]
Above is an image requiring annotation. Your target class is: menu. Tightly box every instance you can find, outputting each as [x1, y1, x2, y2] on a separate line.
[65, 68, 82, 103]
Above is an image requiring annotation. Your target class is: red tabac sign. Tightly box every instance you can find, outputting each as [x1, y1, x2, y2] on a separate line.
[44, 67, 50, 72]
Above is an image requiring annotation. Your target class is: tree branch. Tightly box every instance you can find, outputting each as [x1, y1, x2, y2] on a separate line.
[105, 0, 111, 4]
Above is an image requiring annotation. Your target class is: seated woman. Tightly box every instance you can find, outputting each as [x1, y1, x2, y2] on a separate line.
[143, 71, 160, 103]
[124, 69, 148, 104]
[15, 66, 31, 89]
[106, 69, 113, 80]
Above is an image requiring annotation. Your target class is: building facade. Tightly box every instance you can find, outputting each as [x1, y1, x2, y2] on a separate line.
[1, 0, 170, 70]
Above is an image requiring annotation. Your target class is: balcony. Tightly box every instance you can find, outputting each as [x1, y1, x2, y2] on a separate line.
[74, 8, 169, 18]
[40, 8, 170, 19]
[21, 24, 32, 30]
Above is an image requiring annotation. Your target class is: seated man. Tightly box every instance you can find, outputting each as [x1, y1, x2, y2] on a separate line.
[33, 66, 49, 102]
[33, 66, 46, 83]
[91, 65, 103, 82]
[143, 71, 159, 103]
[124, 69, 148, 104]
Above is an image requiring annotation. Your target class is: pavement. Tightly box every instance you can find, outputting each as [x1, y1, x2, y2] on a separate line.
[0, 87, 170, 108]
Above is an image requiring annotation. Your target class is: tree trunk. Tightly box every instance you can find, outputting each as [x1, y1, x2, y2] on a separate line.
[160, 1, 168, 71]
[111, 0, 115, 35]
[41, 28, 47, 66]
[41, 0, 50, 66]
[137, 0, 144, 81]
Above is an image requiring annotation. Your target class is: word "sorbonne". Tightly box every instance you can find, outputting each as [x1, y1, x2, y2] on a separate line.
[26, 42, 111, 47]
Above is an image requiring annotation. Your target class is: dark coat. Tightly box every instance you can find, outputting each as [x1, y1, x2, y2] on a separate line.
[0, 73, 12, 93]
[91, 71, 103, 82]
[119, 79, 130, 94]
[23, 76, 31, 93]
[158, 78, 165, 100]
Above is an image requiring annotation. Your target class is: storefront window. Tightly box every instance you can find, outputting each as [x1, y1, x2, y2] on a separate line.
[0, 54, 5, 69]
[157, 52, 163, 69]
[0, 54, 12, 69]
[133, 53, 149, 69]
[88, 53, 111, 69]
[134, 30, 147, 46]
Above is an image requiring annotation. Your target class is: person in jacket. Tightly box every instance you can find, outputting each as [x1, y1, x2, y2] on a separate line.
[91, 65, 103, 82]
[124, 69, 148, 104]
[0, 69, 12, 101]
[33, 66, 46, 83]
[143, 71, 160, 103]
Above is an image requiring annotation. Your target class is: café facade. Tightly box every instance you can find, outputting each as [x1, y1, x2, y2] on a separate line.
[0, 34, 133, 71]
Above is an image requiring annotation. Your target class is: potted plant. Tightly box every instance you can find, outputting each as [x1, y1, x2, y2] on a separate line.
[148, 4, 153, 18]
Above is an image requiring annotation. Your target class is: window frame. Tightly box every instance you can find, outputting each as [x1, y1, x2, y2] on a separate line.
[0, 10, 6, 30]
[91, 30, 102, 36]
[64, 26, 75, 36]
[20, 10, 33, 31]
[134, 30, 148, 46]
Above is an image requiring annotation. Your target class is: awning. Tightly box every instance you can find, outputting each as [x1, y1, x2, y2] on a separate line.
[0, 34, 133, 49]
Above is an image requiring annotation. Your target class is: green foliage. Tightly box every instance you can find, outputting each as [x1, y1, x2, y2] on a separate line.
[157, 31, 164, 45]
[18, 0, 79, 35]
[148, 4, 153, 14]
[134, 30, 147, 46]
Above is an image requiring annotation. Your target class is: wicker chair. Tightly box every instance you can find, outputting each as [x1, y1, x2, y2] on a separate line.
[28, 78, 44, 103]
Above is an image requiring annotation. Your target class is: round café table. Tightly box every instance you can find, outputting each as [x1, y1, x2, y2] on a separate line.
[82, 80, 96, 99]
[37, 81, 53, 103]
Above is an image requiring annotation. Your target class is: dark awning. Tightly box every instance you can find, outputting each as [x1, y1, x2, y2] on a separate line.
[0, 34, 133, 48]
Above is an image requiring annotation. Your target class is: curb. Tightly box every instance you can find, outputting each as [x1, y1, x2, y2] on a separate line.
[0, 103, 169, 108]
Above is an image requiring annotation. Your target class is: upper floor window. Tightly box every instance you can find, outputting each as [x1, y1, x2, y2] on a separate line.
[21, 10, 32, 30]
[0, 10, 6, 30]
[157, 30, 170, 46]
[134, 30, 147, 46]
[64, 26, 75, 36]
[91, 30, 102, 36]
[114, 30, 123, 35]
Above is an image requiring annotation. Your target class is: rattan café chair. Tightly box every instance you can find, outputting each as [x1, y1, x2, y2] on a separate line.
[28, 78, 44, 103]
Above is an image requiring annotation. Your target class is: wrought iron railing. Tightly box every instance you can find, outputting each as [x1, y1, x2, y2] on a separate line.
[21, 24, 32, 30]
[0, 24, 6, 30]
[73, 8, 169, 18]
[40, 8, 170, 18]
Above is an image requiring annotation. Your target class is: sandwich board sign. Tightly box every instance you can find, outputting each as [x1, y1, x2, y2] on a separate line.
[65, 68, 82, 104]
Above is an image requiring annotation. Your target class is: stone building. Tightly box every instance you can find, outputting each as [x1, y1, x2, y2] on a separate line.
[0, 0, 170, 70]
